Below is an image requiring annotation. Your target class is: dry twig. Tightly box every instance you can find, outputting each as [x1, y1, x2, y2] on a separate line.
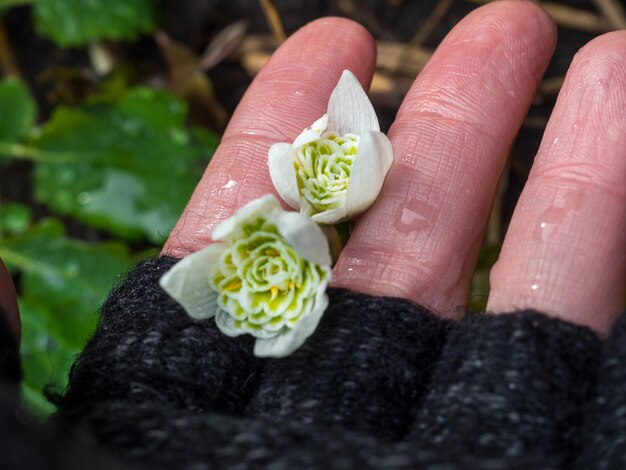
[200, 20, 248, 71]
[539, 76, 565, 96]
[234, 32, 565, 112]
[0, 21, 20, 77]
[377, 40, 432, 76]
[410, 0, 454, 47]
[332, 0, 397, 40]
[258, 0, 286, 43]
[235, 34, 432, 80]
[592, 0, 626, 30]
[463, 0, 613, 33]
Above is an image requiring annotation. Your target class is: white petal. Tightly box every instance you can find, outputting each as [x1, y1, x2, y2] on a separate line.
[159, 244, 224, 320]
[253, 280, 329, 358]
[272, 210, 331, 267]
[297, 194, 316, 218]
[327, 70, 379, 135]
[310, 206, 347, 224]
[268, 143, 300, 210]
[215, 310, 245, 337]
[292, 114, 328, 148]
[344, 131, 393, 217]
[311, 114, 329, 133]
[212, 194, 281, 241]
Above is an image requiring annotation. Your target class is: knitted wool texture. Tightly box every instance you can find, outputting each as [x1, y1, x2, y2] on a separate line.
[2, 257, 624, 468]
[59, 258, 451, 437]
[578, 313, 626, 469]
[412, 311, 601, 463]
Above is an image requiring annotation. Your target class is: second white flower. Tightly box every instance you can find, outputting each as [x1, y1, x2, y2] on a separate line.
[268, 70, 393, 224]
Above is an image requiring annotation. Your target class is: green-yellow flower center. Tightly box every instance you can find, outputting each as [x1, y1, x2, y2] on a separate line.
[209, 218, 329, 338]
[294, 132, 359, 214]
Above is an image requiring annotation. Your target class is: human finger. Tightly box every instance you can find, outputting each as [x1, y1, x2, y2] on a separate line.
[162, 18, 376, 257]
[487, 31, 626, 335]
[0, 258, 20, 343]
[333, 1, 556, 317]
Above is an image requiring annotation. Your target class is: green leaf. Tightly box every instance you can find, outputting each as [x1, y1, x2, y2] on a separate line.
[0, 78, 36, 149]
[32, 88, 217, 243]
[0, 203, 33, 238]
[0, 219, 134, 413]
[19, 299, 75, 416]
[2, 218, 133, 346]
[21, 381, 57, 417]
[33, 0, 157, 47]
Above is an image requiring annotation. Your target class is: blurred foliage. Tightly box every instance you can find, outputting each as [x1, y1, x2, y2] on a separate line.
[0, 217, 134, 414]
[34, 0, 156, 47]
[0, 0, 157, 47]
[0, 0, 218, 415]
[32, 88, 217, 242]
[0, 78, 36, 151]
[0, 76, 217, 413]
[0, 202, 32, 236]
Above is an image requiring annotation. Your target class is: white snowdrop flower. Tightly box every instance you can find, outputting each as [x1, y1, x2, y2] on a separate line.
[268, 70, 393, 224]
[159, 195, 332, 358]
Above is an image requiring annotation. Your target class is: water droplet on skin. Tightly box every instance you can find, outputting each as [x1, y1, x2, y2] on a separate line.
[595, 79, 607, 92]
[394, 199, 438, 234]
[533, 191, 584, 242]
[535, 219, 560, 243]
[222, 180, 237, 190]
[240, 130, 261, 137]
[571, 119, 584, 131]
[342, 257, 365, 274]
[531, 284, 539, 291]
[552, 137, 559, 145]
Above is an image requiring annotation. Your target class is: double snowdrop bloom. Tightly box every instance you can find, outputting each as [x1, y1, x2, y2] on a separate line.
[268, 70, 393, 224]
[160, 195, 332, 358]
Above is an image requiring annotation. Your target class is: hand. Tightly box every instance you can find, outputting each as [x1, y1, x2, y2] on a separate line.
[0, 259, 20, 342]
[162, 0, 626, 336]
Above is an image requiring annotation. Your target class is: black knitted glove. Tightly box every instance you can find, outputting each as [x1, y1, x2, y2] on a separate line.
[58, 257, 450, 438]
[411, 311, 601, 465]
[50, 257, 606, 469]
[577, 313, 626, 469]
[245, 289, 450, 439]
[59, 257, 264, 423]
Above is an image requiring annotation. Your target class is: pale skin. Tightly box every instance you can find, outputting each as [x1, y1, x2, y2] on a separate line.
[163, 0, 626, 337]
[1, 1, 624, 340]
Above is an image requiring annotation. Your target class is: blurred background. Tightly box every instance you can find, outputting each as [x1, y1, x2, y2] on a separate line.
[0, 0, 623, 415]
